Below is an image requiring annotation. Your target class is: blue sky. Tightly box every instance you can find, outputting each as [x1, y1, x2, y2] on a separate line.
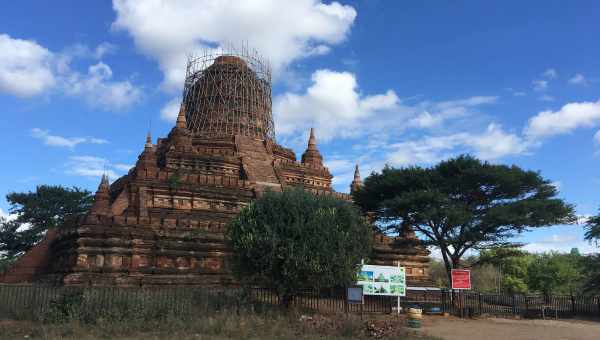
[1, 1, 599, 254]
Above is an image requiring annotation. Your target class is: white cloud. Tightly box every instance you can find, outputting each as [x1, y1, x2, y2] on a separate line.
[524, 99, 600, 139]
[64, 62, 142, 110]
[523, 241, 595, 254]
[111, 0, 357, 91]
[0, 34, 141, 110]
[594, 130, 600, 145]
[160, 97, 182, 122]
[410, 96, 498, 128]
[63, 42, 117, 60]
[387, 123, 528, 166]
[112, 163, 133, 172]
[0, 33, 56, 97]
[31, 128, 108, 149]
[65, 155, 124, 180]
[532, 79, 548, 92]
[538, 94, 555, 102]
[543, 68, 558, 79]
[274, 69, 400, 141]
[513, 91, 526, 97]
[568, 73, 588, 86]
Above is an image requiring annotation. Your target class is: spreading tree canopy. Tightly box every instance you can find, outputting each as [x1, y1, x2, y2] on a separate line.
[353, 155, 575, 284]
[584, 212, 600, 245]
[0, 185, 92, 264]
[226, 188, 372, 305]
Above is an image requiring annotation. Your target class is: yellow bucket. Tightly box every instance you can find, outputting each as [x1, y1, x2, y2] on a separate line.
[407, 308, 423, 320]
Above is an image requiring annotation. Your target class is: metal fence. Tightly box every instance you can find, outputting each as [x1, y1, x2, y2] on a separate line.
[1, 284, 599, 321]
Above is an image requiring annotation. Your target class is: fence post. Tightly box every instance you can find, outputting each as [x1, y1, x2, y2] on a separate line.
[597, 296, 600, 318]
[478, 293, 482, 315]
[571, 295, 576, 317]
[512, 295, 516, 316]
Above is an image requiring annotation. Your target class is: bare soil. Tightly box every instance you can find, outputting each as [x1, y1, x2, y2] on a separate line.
[419, 315, 600, 340]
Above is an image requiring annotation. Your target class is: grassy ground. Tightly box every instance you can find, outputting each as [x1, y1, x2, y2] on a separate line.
[0, 312, 439, 340]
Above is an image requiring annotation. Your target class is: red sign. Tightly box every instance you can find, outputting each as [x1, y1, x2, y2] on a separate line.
[451, 269, 471, 290]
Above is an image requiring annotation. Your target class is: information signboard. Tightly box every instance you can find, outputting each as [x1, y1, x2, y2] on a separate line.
[346, 286, 364, 304]
[451, 269, 471, 290]
[357, 264, 406, 296]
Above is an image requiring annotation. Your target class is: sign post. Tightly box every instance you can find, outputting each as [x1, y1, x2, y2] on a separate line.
[357, 264, 406, 315]
[451, 269, 471, 290]
[451, 269, 471, 318]
[346, 286, 364, 319]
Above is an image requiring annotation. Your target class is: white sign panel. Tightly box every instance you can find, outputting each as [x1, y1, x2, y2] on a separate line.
[357, 264, 406, 296]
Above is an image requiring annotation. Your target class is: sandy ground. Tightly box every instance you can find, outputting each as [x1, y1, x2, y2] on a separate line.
[419, 316, 600, 340]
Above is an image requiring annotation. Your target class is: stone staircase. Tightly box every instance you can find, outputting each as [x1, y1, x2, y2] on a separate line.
[0, 229, 57, 283]
[235, 136, 282, 193]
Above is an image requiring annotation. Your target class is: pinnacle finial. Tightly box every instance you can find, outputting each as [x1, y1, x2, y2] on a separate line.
[350, 164, 362, 193]
[145, 130, 152, 148]
[176, 104, 187, 129]
[98, 174, 110, 192]
[307, 127, 317, 150]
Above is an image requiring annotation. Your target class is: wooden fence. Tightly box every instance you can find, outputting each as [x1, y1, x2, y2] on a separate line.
[1, 284, 599, 321]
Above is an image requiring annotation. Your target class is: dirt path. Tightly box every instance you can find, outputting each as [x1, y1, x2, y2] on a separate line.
[419, 316, 600, 340]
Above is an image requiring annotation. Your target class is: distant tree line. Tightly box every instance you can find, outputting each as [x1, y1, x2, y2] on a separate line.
[429, 246, 600, 295]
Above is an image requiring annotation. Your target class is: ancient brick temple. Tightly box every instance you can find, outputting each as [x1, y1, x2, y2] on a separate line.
[1, 51, 430, 286]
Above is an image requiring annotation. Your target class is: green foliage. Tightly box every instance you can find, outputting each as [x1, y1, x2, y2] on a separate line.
[0, 185, 92, 262]
[226, 188, 372, 303]
[527, 251, 583, 295]
[584, 212, 600, 245]
[478, 248, 534, 294]
[470, 264, 503, 293]
[580, 254, 600, 294]
[354, 155, 575, 283]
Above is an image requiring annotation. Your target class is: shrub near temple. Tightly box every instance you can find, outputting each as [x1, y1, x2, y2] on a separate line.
[226, 188, 372, 306]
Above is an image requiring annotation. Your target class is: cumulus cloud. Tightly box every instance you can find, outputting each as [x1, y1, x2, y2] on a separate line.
[409, 96, 498, 128]
[524, 99, 600, 139]
[160, 97, 182, 122]
[64, 62, 142, 110]
[111, 0, 357, 91]
[0, 33, 140, 110]
[65, 155, 127, 180]
[0, 34, 56, 97]
[568, 73, 588, 86]
[31, 128, 108, 149]
[386, 124, 528, 166]
[274, 69, 400, 141]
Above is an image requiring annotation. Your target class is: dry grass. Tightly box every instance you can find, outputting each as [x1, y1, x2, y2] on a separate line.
[0, 311, 439, 340]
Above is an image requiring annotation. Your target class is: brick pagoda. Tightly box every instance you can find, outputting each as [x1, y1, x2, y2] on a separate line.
[1, 53, 430, 286]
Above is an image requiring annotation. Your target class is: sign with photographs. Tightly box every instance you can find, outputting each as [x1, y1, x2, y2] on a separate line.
[357, 264, 406, 296]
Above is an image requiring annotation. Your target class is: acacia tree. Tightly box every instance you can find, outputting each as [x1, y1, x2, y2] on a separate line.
[226, 188, 372, 305]
[0, 185, 92, 262]
[584, 213, 600, 245]
[582, 211, 600, 292]
[354, 155, 575, 285]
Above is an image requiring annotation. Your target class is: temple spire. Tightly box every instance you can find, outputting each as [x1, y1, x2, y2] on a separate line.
[350, 164, 362, 194]
[145, 130, 153, 149]
[301, 127, 323, 167]
[176, 104, 187, 129]
[90, 174, 111, 216]
[307, 127, 317, 150]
